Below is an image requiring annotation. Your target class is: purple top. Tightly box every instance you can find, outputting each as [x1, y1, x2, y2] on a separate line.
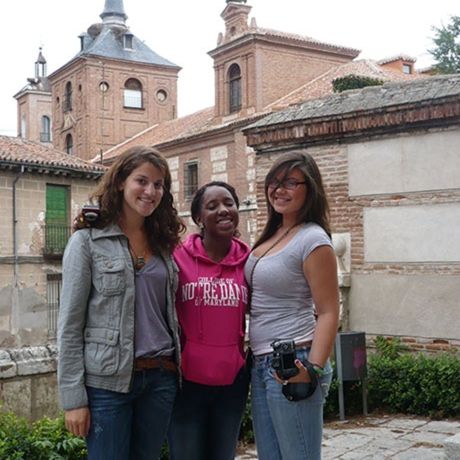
[134, 255, 174, 358]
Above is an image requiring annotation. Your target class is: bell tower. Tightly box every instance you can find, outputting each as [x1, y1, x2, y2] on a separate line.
[14, 48, 52, 144]
[48, 0, 181, 160]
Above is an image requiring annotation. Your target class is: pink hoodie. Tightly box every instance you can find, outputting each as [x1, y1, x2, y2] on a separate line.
[174, 233, 250, 386]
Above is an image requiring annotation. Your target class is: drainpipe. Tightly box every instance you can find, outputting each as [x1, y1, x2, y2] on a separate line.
[12, 165, 25, 286]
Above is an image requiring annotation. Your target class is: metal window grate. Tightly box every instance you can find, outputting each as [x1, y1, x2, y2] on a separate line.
[184, 161, 198, 200]
[47, 273, 62, 339]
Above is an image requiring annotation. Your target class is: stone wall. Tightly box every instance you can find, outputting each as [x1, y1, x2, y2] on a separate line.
[0, 170, 97, 348]
[0, 346, 59, 420]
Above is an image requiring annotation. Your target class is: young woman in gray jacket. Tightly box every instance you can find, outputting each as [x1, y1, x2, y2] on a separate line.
[57, 146, 185, 459]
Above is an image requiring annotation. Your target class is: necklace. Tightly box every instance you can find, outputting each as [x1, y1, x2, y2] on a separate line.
[129, 243, 146, 270]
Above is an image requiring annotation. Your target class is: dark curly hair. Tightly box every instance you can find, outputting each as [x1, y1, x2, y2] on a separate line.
[254, 151, 331, 250]
[75, 145, 185, 253]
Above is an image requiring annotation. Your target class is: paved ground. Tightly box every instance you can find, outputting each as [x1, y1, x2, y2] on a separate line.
[235, 414, 460, 459]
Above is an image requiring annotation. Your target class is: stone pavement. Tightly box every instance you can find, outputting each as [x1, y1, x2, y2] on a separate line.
[235, 414, 460, 459]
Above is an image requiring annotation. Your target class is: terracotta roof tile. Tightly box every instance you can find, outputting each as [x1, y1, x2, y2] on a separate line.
[253, 27, 360, 57]
[100, 107, 215, 162]
[0, 135, 105, 176]
[378, 54, 417, 64]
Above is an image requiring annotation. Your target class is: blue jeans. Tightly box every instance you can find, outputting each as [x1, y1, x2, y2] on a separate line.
[85, 368, 177, 460]
[168, 367, 249, 460]
[251, 348, 332, 460]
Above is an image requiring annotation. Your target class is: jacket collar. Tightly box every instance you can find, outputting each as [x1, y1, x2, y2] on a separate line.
[90, 222, 125, 240]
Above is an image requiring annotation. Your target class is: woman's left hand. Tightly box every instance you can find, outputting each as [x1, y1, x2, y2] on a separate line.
[274, 359, 312, 385]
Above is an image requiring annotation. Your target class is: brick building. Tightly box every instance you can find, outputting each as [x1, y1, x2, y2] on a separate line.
[16, 0, 180, 161]
[99, 1, 419, 244]
[244, 75, 460, 352]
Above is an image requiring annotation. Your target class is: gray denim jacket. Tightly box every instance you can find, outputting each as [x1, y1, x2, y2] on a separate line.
[57, 223, 181, 411]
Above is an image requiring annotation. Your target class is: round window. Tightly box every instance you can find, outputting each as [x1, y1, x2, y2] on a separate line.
[156, 89, 167, 102]
[99, 81, 109, 93]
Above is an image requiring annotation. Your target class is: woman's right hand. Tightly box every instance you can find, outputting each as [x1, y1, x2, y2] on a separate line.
[64, 407, 91, 437]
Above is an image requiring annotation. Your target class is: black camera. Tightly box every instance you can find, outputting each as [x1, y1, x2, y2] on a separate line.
[271, 339, 299, 380]
[81, 204, 100, 223]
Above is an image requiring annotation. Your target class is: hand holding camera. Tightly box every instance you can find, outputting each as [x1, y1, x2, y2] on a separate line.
[271, 339, 318, 401]
[271, 339, 300, 381]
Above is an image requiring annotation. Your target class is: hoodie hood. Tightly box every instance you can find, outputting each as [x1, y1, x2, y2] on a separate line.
[179, 233, 250, 268]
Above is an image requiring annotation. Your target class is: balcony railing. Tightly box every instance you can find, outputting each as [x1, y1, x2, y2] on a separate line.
[43, 224, 71, 258]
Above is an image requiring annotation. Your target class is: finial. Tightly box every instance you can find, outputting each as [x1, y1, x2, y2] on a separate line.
[100, 0, 128, 26]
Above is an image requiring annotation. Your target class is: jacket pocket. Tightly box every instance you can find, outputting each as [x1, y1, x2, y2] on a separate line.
[94, 258, 126, 296]
[84, 327, 120, 376]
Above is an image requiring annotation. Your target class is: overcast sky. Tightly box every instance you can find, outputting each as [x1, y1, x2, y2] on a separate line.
[1, 0, 458, 136]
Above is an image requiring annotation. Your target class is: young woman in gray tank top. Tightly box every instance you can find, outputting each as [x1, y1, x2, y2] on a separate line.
[244, 151, 340, 460]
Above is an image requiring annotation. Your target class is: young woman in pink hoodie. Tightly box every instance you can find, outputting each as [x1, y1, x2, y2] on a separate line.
[168, 181, 250, 460]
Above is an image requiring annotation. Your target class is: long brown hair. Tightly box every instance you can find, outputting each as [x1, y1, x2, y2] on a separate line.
[253, 151, 331, 250]
[80, 145, 185, 253]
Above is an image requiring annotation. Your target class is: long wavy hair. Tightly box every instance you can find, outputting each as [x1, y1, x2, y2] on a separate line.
[253, 151, 331, 250]
[79, 145, 185, 253]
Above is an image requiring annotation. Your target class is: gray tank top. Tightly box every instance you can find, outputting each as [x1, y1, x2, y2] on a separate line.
[244, 223, 332, 356]
[134, 255, 174, 358]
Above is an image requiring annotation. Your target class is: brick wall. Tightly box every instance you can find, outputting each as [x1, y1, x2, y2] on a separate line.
[211, 37, 354, 117]
[50, 58, 179, 160]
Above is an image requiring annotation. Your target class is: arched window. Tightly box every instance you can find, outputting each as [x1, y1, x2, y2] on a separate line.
[41, 116, 51, 143]
[228, 64, 241, 113]
[65, 134, 73, 155]
[64, 82, 72, 112]
[124, 78, 143, 108]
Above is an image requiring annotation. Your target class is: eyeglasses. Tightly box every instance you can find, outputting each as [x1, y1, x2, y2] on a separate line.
[267, 178, 306, 190]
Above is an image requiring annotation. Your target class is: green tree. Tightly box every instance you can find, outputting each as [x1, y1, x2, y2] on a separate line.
[429, 15, 460, 74]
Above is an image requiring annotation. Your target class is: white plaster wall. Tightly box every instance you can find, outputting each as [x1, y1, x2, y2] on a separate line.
[348, 130, 460, 196]
[364, 203, 460, 262]
[349, 274, 460, 340]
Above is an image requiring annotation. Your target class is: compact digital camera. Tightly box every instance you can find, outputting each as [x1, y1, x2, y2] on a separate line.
[81, 204, 100, 223]
[271, 339, 299, 380]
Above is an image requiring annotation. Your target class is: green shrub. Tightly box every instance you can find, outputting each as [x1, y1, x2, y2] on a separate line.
[368, 352, 460, 417]
[332, 74, 384, 93]
[0, 412, 86, 459]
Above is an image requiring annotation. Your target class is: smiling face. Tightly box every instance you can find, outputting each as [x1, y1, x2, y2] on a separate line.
[119, 161, 165, 221]
[198, 185, 239, 238]
[267, 167, 307, 220]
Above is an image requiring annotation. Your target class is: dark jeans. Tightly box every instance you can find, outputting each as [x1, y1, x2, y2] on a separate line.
[168, 367, 249, 460]
[85, 367, 177, 460]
